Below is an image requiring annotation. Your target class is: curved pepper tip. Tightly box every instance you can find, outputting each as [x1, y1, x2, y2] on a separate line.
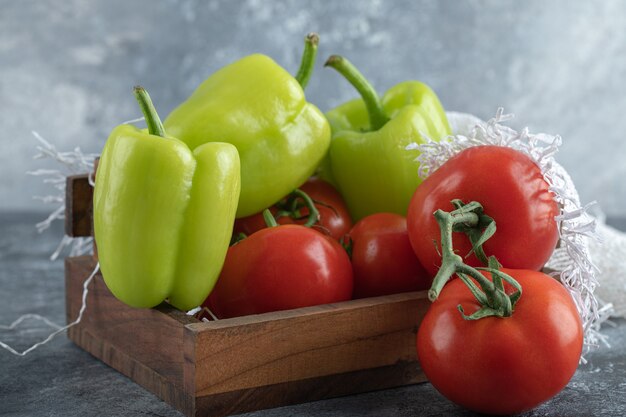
[324, 55, 342, 68]
[306, 32, 319, 46]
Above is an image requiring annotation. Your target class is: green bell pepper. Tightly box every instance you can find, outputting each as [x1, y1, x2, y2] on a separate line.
[322, 55, 451, 221]
[164, 34, 330, 218]
[93, 87, 240, 310]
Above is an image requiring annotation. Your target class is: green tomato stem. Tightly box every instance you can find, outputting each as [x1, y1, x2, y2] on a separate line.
[275, 188, 321, 229]
[263, 209, 278, 228]
[292, 188, 320, 228]
[428, 208, 477, 302]
[295, 33, 319, 89]
[133, 86, 165, 138]
[230, 232, 247, 246]
[324, 55, 390, 131]
[428, 201, 522, 320]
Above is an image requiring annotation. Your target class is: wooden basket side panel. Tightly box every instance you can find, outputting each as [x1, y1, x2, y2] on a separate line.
[194, 361, 426, 417]
[65, 256, 195, 416]
[189, 293, 429, 398]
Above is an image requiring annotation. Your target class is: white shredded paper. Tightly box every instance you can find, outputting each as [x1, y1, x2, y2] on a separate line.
[408, 109, 612, 356]
[0, 262, 100, 356]
[0, 133, 99, 356]
[28, 131, 98, 260]
[588, 217, 626, 320]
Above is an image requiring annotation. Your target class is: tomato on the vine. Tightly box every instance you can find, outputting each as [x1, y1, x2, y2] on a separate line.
[349, 213, 430, 298]
[206, 224, 353, 318]
[234, 177, 352, 241]
[407, 146, 559, 278]
[417, 268, 583, 415]
[300, 177, 353, 239]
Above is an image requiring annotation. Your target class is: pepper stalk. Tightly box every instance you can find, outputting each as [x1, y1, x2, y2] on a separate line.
[324, 55, 390, 131]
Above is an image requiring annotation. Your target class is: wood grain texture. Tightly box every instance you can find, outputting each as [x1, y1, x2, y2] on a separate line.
[65, 256, 196, 415]
[65, 174, 93, 237]
[186, 291, 429, 415]
[194, 361, 426, 417]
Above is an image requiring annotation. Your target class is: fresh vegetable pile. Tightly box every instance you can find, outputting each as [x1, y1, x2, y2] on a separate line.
[93, 33, 598, 415]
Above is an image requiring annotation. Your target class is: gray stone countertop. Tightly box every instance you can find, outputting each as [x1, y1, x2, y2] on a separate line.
[1, 212, 625, 417]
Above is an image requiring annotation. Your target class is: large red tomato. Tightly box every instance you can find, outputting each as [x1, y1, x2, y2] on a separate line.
[234, 177, 352, 241]
[349, 213, 430, 298]
[407, 146, 559, 277]
[206, 224, 353, 318]
[417, 268, 583, 415]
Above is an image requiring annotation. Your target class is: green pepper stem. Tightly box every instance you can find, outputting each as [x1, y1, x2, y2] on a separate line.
[295, 33, 319, 89]
[133, 86, 165, 138]
[428, 201, 522, 320]
[324, 55, 390, 131]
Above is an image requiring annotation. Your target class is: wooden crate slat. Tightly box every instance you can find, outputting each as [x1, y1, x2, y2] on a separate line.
[65, 174, 93, 237]
[194, 361, 425, 417]
[187, 291, 427, 397]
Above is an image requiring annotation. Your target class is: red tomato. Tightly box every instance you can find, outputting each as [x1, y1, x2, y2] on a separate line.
[349, 213, 430, 298]
[300, 177, 353, 240]
[407, 146, 559, 278]
[206, 224, 353, 318]
[234, 177, 352, 241]
[417, 268, 583, 415]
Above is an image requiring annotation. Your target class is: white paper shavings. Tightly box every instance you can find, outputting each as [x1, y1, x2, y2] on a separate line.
[0, 262, 100, 356]
[28, 131, 98, 260]
[28, 117, 143, 259]
[588, 216, 626, 319]
[408, 108, 611, 356]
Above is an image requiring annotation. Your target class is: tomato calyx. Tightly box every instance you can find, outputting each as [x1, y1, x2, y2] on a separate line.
[274, 188, 321, 228]
[449, 199, 496, 265]
[429, 200, 522, 320]
[458, 257, 522, 320]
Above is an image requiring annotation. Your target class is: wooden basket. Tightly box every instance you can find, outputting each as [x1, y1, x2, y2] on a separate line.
[64, 173, 429, 416]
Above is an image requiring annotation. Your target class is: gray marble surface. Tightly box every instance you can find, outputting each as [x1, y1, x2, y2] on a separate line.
[2, 0, 626, 217]
[0, 212, 625, 417]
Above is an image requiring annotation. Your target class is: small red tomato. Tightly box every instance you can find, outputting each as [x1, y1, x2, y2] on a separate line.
[407, 146, 559, 278]
[233, 177, 352, 241]
[299, 177, 353, 240]
[417, 269, 583, 415]
[349, 213, 430, 298]
[206, 224, 353, 318]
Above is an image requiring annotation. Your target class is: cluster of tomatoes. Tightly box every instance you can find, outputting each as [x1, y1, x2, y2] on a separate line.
[202, 145, 584, 416]
[203, 176, 430, 318]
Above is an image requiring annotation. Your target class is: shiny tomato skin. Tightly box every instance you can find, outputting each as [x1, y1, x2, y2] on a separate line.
[300, 177, 353, 240]
[350, 213, 430, 298]
[407, 146, 559, 278]
[417, 269, 583, 415]
[234, 177, 353, 241]
[207, 224, 353, 318]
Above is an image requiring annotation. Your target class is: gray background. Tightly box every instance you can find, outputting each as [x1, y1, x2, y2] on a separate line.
[2, 0, 626, 214]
